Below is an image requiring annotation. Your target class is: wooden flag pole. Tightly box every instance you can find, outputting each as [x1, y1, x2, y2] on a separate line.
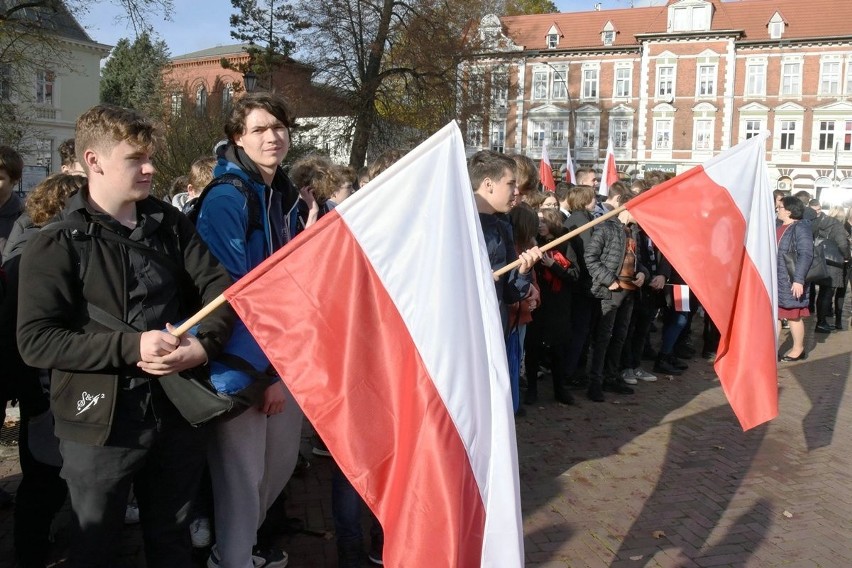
[492, 204, 626, 278]
[172, 293, 229, 337]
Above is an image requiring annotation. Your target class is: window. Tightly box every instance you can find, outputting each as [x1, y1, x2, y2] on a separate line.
[769, 21, 784, 38]
[745, 61, 766, 97]
[35, 139, 52, 169]
[222, 83, 234, 111]
[551, 120, 566, 147]
[818, 121, 835, 151]
[612, 118, 630, 149]
[615, 67, 631, 98]
[170, 92, 182, 116]
[820, 60, 841, 96]
[533, 70, 548, 100]
[582, 68, 599, 100]
[531, 121, 547, 149]
[547, 33, 559, 48]
[467, 120, 482, 147]
[670, 3, 710, 32]
[744, 120, 762, 139]
[844, 120, 852, 151]
[654, 119, 672, 150]
[579, 118, 598, 148]
[491, 72, 508, 105]
[602, 30, 615, 45]
[35, 70, 54, 106]
[697, 65, 716, 97]
[490, 121, 505, 153]
[781, 61, 801, 96]
[694, 120, 713, 150]
[551, 69, 567, 100]
[195, 85, 207, 114]
[779, 120, 796, 150]
[657, 66, 674, 98]
[846, 63, 852, 95]
[672, 8, 689, 31]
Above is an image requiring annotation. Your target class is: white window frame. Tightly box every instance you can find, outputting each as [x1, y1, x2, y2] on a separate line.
[578, 117, 599, 149]
[170, 92, 182, 116]
[612, 117, 631, 150]
[490, 120, 506, 153]
[654, 119, 672, 150]
[222, 83, 234, 111]
[670, 2, 711, 32]
[467, 120, 482, 148]
[491, 71, 508, 106]
[820, 59, 841, 96]
[846, 59, 852, 95]
[195, 84, 207, 113]
[582, 66, 599, 101]
[547, 34, 559, 48]
[744, 119, 762, 140]
[657, 65, 675, 99]
[551, 67, 567, 100]
[779, 119, 798, 151]
[531, 121, 547, 149]
[35, 69, 55, 106]
[769, 12, 785, 39]
[614, 66, 631, 98]
[694, 119, 713, 151]
[781, 60, 802, 97]
[602, 30, 615, 45]
[843, 120, 852, 152]
[818, 120, 836, 151]
[532, 69, 549, 100]
[696, 64, 716, 97]
[745, 60, 766, 98]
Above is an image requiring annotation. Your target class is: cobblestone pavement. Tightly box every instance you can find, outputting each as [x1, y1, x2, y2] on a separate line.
[1, 313, 850, 567]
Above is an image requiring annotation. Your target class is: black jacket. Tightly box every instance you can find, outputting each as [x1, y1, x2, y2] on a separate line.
[16, 189, 235, 444]
[585, 218, 649, 300]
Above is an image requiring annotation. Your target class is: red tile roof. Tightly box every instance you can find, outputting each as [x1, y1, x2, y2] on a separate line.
[499, 0, 852, 51]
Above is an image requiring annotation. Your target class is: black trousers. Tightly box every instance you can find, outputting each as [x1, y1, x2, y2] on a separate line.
[815, 279, 836, 322]
[590, 290, 634, 382]
[59, 383, 210, 568]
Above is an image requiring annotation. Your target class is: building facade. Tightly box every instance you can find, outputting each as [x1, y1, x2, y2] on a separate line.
[461, 0, 852, 200]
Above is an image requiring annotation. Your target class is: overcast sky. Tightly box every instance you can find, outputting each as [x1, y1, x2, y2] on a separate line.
[80, 0, 668, 57]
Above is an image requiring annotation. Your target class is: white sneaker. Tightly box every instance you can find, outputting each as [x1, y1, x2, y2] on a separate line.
[190, 516, 212, 548]
[124, 503, 140, 525]
[633, 367, 658, 382]
[620, 369, 638, 385]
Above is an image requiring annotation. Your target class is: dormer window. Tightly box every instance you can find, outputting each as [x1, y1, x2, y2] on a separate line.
[545, 24, 562, 49]
[668, 0, 712, 33]
[601, 21, 616, 46]
[768, 12, 785, 39]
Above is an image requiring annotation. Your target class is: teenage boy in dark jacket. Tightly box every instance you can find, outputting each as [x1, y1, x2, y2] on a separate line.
[16, 104, 235, 568]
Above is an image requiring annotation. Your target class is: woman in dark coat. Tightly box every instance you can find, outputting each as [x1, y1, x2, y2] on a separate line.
[776, 196, 813, 361]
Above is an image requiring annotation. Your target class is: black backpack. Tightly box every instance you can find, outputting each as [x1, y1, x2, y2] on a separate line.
[183, 173, 263, 237]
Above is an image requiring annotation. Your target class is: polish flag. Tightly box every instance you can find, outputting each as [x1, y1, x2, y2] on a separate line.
[540, 143, 556, 191]
[599, 137, 619, 197]
[626, 132, 778, 430]
[564, 146, 577, 185]
[223, 123, 523, 566]
[669, 284, 691, 312]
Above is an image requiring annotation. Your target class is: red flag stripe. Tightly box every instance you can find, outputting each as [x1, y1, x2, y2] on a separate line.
[224, 211, 486, 566]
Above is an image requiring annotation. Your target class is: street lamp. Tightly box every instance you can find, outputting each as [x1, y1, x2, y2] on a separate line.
[243, 70, 258, 93]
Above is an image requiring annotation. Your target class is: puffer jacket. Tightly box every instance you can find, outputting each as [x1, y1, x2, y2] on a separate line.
[585, 217, 649, 300]
[777, 221, 813, 309]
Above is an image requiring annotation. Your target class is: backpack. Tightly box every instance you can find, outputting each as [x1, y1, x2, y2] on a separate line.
[183, 173, 263, 237]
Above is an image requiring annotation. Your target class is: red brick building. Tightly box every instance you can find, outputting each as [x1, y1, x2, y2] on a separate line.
[461, 0, 852, 199]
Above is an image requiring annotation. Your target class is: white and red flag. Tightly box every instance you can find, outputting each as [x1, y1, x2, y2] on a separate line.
[540, 143, 556, 191]
[223, 123, 523, 566]
[669, 284, 691, 312]
[564, 146, 577, 185]
[626, 132, 778, 430]
[599, 137, 619, 197]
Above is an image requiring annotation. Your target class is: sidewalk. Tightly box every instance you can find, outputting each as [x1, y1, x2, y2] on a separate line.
[1, 313, 850, 567]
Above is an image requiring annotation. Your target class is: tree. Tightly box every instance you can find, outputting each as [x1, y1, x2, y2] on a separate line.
[295, 0, 483, 168]
[100, 32, 171, 114]
[504, 0, 558, 15]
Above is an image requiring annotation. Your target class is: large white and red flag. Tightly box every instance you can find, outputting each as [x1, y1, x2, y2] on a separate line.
[223, 123, 524, 566]
[540, 143, 556, 191]
[564, 146, 577, 185]
[626, 132, 778, 430]
[598, 137, 619, 197]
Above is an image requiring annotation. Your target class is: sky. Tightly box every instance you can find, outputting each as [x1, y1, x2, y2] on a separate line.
[79, 0, 668, 57]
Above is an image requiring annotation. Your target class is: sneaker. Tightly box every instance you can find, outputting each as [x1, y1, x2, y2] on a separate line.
[124, 503, 140, 525]
[190, 517, 212, 548]
[603, 381, 634, 395]
[208, 544, 289, 568]
[620, 369, 639, 385]
[312, 437, 332, 457]
[633, 367, 658, 382]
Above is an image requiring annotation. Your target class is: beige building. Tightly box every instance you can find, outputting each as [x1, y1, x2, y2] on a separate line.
[460, 0, 852, 201]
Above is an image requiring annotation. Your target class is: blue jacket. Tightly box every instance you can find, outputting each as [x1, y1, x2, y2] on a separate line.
[196, 146, 299, 393]
[778, 221, 813, 310]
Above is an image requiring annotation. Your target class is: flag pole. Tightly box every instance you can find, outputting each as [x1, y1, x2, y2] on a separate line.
[172, 206, 626, 336]
[492, 204, 626, 278]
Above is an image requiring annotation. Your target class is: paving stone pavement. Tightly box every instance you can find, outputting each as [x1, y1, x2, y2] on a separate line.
[1, 312, 850, 567]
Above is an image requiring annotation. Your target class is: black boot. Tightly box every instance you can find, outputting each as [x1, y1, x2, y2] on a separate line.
[523, 380, 538, 405]
[553, 381, 574, 405]
[586, 379, 605, 402]
[653, 353, 684, 376]
[835, 297, 845, 330]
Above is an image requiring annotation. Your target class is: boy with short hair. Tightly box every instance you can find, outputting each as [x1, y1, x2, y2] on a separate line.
[16, 104, 235, 568]
[0, 145, 24, 256]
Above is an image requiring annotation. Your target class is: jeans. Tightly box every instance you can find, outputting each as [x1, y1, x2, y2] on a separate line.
[660, 308, 689, 355]
[332, 465, 382, 551]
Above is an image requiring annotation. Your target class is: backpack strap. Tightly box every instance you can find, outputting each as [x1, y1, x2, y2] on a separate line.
[191, 174, 264, 237]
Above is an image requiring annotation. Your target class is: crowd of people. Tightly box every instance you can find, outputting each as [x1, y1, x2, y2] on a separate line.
[0, 92, 849, 568]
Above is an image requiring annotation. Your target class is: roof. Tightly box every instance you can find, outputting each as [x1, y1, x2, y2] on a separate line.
[0, 0, 95, 44]
[171, 44, 253, 61]
[498, 0, 852, 51]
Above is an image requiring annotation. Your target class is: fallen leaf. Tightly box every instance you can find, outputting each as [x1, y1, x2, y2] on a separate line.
[783, 510, 793, 518]
[652, 530, 667, 539]
[713, 445, 725, 450]
[630, 555, 644, 561]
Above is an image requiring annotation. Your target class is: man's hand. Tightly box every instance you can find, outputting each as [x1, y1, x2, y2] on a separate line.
[299, 185, 320, 229]
[633, 272, 646, 287]
[260, 380, 287, 416]
[608, 280, 620, 291]
[139, 330, 179, 361]
[137, 324, 208, 376]
[649, 275, 666, 290]
[517, 246, 544, 274]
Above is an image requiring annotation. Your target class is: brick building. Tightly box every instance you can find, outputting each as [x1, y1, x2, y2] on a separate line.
[461, 0, 852, 200]
[163, 44, 353, 163]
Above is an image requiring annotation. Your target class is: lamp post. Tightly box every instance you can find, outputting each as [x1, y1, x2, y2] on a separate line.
[243, 70, 258, 93]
